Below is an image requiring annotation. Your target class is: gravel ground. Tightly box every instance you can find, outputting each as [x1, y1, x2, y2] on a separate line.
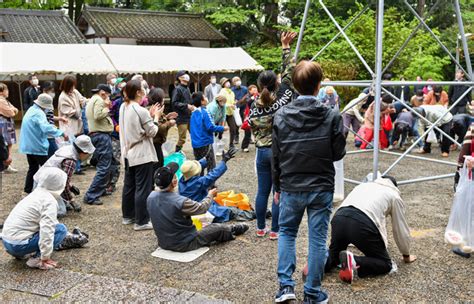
[0, 128, 473, 303]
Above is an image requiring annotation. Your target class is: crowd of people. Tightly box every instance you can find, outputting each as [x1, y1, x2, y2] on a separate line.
[0, 31, 472, 303]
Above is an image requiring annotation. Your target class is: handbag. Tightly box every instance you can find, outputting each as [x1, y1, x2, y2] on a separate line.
[426, 129, 438, 144]
[232, 108, 242, 127]
[241, 105, 251, 131]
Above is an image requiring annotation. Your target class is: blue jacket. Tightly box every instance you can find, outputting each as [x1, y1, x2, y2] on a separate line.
[190, 107, 224, 149]
[19, 104, 64, 156]
[232, 85, 248, 109]
[179, 158, 227, 202]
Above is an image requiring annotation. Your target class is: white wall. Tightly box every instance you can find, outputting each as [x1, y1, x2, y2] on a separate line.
[109, 38, 137, 45]
[188, 40, 210, 48]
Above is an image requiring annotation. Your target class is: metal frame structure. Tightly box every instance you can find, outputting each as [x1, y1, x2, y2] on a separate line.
[295, 0, 473, 185]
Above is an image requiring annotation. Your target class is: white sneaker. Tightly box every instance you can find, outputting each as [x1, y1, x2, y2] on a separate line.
[134, 222, 153, 231]
[26, 257, 41, 269]
[243, 148, 249, 153]
[5, 166, 18, 173]
[122, 218, 135, 225]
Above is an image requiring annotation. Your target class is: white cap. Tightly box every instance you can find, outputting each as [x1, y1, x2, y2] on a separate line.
[74, 135, 96, 154]
[36, 167, 67, 196]
[33, 93, 54, 110]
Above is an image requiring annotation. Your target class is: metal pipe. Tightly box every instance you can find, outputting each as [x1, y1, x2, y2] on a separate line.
[340, 93, 368, 115]
[311, 5, 370, 62]
[294, 0, 311, 60]
[372, 0, 385, 181]
[346, 149, 373, 155]
[381, 0, 442, 75]
[382, 88, 461, 148]
[454, 0, 473, 78]
[383, 86, 473, 176]
[379, 150, 458, 167]
[344, 124, 373, 148]
[319, 81, 474, 87]
[403, 0, 471, 80]
[397, 173, 456, 185]
[344, 178, 362, 185]
[319, 0, 375, 76]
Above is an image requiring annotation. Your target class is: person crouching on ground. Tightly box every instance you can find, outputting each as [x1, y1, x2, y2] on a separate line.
[190, 92, 228, 173]
[325, 176, 416, 282]
[179, 147, 238, 201]
[33, 135, 96, 214]
[147, 162, 249, 252]
[2, 168, 89, 270]
[272, 60, 346, 304]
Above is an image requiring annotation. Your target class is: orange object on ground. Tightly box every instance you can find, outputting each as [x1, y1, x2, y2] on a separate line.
[215, 191, 252, 211]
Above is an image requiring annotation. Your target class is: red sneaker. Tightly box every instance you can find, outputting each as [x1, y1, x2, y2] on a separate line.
[269, 231, 279, 240]
[256, 228, 267, 237]
[338, 250, 357, 283]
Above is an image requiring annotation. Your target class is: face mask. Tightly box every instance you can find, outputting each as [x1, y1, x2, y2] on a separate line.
[210, 78, 216, 84]
[236, 81, 242, 87]
[32, 79, 39, 86]
[110, 78, 117, 85]
[48, 92, 56, 99]
[182, 74, 190, 82]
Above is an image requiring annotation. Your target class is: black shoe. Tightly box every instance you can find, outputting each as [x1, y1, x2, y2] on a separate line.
[65, 201, 73, 211]
[303, 293, 329, 304]
[72, 227, 89, 239]
[231, 223, 249, 236]
[75, 171, 85, 176]
[70, 201, 82, 212]
[453, 248, 471, 258]
[57, 233, 89, 250]
[275, 285, 296, 303]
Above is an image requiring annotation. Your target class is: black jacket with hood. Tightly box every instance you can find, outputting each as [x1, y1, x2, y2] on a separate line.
[272, 95, 346, 193]
[172, 84, 192, 124]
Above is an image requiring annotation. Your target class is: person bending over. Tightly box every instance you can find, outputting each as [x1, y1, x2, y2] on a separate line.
[2, 168, 89, 270]
[325, 176, 416, 283]
[147, 162, 249, 252]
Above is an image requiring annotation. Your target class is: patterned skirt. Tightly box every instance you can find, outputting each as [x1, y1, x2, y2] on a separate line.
[0, 116, 16, 145]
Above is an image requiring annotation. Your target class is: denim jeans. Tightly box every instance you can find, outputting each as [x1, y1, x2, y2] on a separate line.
[47, 138, 58, 157]
[277, 191, 333, 298]
[255, 147, 279, 232]
[81, 107, 89, 135]
[84, 133, 114, 203]
[2, 223, 67, 258]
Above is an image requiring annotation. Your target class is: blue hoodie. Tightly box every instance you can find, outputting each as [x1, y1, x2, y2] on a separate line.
[190, 107, 224, 149]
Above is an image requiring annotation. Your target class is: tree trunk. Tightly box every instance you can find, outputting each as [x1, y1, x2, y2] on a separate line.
[417, 0, 425, 18]
[68, 0, 74, 21]
[261, 1, 279, 43]
[75, 0, 84, 22]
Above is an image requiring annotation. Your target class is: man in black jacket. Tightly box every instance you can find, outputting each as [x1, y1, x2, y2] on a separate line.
[272, 60, 346, 304]
[172, 70, 195, 152]
[23, 74, 40, 112]
[448, 70, 472, 115]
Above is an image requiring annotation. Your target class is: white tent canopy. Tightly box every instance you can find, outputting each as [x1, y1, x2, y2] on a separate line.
[0, 42, 263, 76]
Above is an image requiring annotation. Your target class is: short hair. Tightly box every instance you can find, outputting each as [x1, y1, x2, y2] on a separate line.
[232, 76, 240, 84]
[382, 175, 398, 187]
[192, 92, 204, 107]
[148, 88, 165, 105]
[59, 75, 76, 93]
[416, 89, 424, 97]
[248, 84, 258, 92]
[124, 79, 142, 102]
[41, 81, 55, 93]
[28, 74, 37, 81]
[106, 73, 117, 81]
[0, 83, 8, 93]
[382, 94, 393, 104]
[433, 86, 442, 93]
[292, 60, 323, 96]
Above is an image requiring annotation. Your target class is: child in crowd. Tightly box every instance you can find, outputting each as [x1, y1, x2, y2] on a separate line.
[147, 162, 249, 252]
[360, 101, 392, 149]
[190, 92, 227, 173]
[2, 168, 89, 270]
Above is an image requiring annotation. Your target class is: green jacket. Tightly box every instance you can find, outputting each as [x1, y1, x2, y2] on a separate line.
[86, 95, 114, 133]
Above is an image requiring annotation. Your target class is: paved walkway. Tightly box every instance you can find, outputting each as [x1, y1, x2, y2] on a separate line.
[0, 267, 229, 303]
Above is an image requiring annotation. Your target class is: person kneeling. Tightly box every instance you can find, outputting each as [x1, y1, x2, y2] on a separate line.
[147, 162, 249, 252]
[2, 168, 89, 270]
[325, 176, 416, 283]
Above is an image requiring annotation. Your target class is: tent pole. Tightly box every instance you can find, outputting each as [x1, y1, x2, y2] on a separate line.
[372, 0, 384, 181]
[294, 0, 311, 60]
[454, 0, 473, 79]
[15, 78, 25, 118]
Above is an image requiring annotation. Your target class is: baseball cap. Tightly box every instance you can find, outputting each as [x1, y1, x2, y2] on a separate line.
[176, 70, 189, 80]
[154, 162, 179, 189]
[91, 84, 112, 94]
[74, 135, 96, 154]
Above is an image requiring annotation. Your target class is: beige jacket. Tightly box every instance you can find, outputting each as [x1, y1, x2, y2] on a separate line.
[58, 89, 84, 136]
[119, 102, 158, 167]
[86, 95, 114, 133]
[0, 96, 18, 118]
[339, 178, 411, 255]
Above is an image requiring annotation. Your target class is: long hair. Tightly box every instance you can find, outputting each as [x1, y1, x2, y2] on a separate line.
[123, 79, 142, 103]
[257, 70, 278, 107]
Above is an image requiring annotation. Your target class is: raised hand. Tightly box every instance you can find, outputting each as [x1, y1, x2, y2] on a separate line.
[281, 31, 298, 48]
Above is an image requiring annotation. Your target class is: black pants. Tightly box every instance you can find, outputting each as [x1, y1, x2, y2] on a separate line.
[326, 207, 392, 278]
[193, 144, 216, 175]
[24, 154, 48, 193]
[226, 115, 237, 148]
[179, 224, 235, 252]
[423, 122, 452, 154]
[122, 162, 154, 225]
[153, 143, 165, 173]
